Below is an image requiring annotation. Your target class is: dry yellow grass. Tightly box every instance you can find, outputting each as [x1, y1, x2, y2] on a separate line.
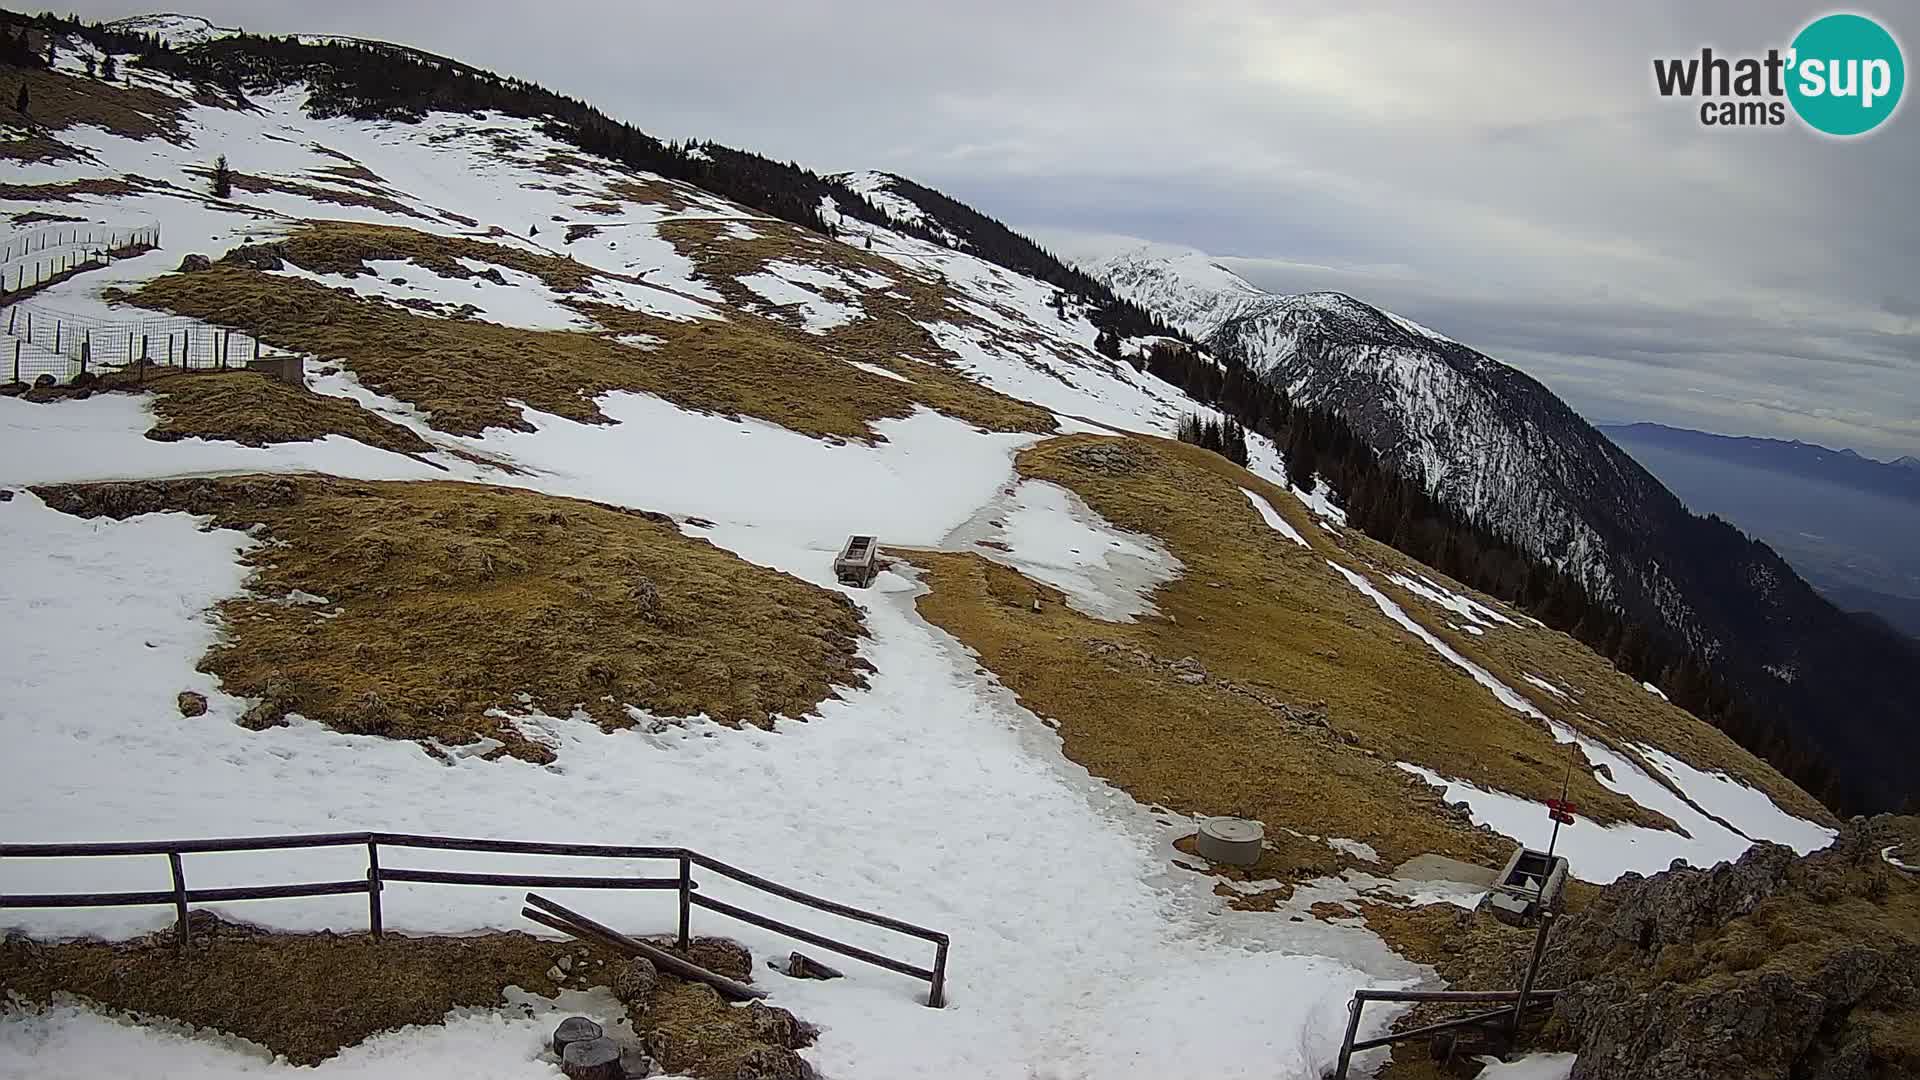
[0, 176, 145, 201]
[136, 367, 432, 455]
[34, 476, 868, 762]
[0, 914, 808, 1075]
[128, 221, 1052, 440]
[908, 432, 1701, 875]
[909, 433, 1836, 887]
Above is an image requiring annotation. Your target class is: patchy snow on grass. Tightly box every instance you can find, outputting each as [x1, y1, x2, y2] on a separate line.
[1633, 744, 1835, 854]
[1323, 837, 1380, 862]
[1240, 487, 1310, 548]
[0, 483, 1411, 1080]
[0, 394, 450, 488]
[1522, 674, 1572, 700]
[845, 359, 911, 383]
[948, 479, 1182, 622]
[455, 396, 1030, 564]
[0, 993, 624, 1080]
[738, 261, 865, 334]
[276, 259, 591, 331]
[1387, 571, 1516, 629]
[1293, 480, 1347, 525]
[1473, 1053, 1578, 1080]
[1327, 561, 1548, 721]
[1643, 681, 1670, 700]
[1334, 559, 1828, 882]
[1397, 763, 1712, 884]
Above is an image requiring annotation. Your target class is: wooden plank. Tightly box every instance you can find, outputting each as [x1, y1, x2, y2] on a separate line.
[522, 893, 766, 1001]
[380, 868, 685, 890]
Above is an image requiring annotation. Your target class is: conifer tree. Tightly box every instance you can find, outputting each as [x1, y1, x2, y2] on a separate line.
[100, 52, 116, 81]
[211, 153, 232, 199]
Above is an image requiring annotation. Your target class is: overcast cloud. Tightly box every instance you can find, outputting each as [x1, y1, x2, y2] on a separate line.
[61, 0, 1920, 458]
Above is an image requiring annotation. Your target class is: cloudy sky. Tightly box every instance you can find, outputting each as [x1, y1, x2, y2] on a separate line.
[65, 0, 1920, 459]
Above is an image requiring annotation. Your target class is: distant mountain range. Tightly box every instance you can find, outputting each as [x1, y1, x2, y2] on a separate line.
[1085, 246, 1919, 812]
[1602, 423, 1920, 643]
[1599, 423, 1920, 504]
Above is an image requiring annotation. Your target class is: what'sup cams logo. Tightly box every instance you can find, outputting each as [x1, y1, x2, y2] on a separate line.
[1654, 12, 1904, 135]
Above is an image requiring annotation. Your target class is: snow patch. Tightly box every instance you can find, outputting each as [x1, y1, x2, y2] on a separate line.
[1240, 487, 1310, 548]
[950, 479, 1182, 622]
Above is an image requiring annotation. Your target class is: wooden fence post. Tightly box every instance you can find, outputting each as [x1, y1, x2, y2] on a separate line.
[12, 340, 19, 384]
[168, 851, 189, 952]
[929, 939, 948, 1008]
[367, 840, 384, 940]
[677, 853, 692, 952]
[80, 332, 89, 376]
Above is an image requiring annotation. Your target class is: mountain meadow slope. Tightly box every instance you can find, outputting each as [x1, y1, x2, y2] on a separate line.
[0, 13, 1907, 1080]
[1088, 247, 1920, 817]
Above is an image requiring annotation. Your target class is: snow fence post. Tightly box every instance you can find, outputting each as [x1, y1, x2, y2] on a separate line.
[677, 852, 692, 952]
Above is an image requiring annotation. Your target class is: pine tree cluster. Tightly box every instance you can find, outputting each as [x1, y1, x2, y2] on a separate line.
[1175, 413, 1250, 466]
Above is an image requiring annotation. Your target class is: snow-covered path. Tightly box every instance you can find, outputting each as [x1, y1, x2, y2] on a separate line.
[0, 404, 1420, 1078]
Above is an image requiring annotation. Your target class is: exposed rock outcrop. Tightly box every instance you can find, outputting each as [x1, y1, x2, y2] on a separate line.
[1541, 821, 1920, 1080]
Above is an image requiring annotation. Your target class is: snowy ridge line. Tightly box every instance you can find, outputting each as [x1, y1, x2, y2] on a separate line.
[0, 828, 952, 1006]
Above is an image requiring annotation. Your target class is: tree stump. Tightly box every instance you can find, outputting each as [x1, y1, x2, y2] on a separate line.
[551, 1016, 603, 1057]
[561, 1036, 623, 1080]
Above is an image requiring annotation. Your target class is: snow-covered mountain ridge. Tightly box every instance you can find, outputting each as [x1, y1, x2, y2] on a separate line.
[0, 16, 1869, 1080]
[1089, 246, 1920, 815]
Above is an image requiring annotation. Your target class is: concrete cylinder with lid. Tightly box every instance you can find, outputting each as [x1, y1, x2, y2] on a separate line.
[1195, 817, 1265, 866]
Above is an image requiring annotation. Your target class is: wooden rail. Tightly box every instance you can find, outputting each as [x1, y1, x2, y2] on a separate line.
[0, 831, 949, 1007]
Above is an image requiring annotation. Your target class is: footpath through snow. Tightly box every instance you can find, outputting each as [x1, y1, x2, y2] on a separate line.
[0, 399, 1423, 1080]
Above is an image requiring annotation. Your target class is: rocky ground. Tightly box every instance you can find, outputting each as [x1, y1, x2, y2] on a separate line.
[1532, 816, 1920, 1079]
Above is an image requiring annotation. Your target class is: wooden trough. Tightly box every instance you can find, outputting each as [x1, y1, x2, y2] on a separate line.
[1481, 845, 1568, 927]
[834, 535, 879, 587]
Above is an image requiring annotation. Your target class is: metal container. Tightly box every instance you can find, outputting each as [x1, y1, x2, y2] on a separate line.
[1195, 817, 1265, 867]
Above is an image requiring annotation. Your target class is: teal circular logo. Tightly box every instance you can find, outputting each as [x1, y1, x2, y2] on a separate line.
[1787, 13, 1904, 136]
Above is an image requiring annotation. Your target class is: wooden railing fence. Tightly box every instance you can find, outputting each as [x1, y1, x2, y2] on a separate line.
[0, 831, 949, 1007]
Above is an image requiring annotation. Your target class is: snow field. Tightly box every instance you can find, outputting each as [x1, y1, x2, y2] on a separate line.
[0, 463, 1415, 1079]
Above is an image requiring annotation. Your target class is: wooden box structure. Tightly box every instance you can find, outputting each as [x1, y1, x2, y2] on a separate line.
[1482, 845, 1568, 926]
[834, 535, 880, 587]
[245, 354, 305, 387]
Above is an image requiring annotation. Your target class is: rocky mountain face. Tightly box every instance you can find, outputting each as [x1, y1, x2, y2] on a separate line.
[1541, 819, 1919, 1080]
[1083, 250, 1920, 813]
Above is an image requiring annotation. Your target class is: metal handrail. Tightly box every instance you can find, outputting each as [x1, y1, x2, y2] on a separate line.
[0, 830, 949, 1007]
